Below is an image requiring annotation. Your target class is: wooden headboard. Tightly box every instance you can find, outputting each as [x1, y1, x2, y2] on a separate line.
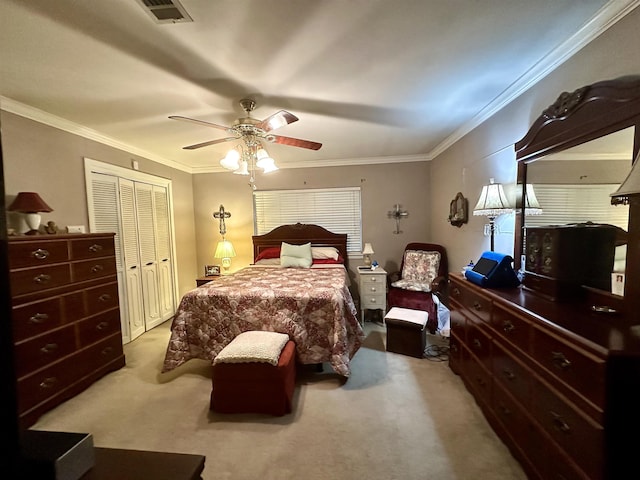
[252, 223, 348, 268]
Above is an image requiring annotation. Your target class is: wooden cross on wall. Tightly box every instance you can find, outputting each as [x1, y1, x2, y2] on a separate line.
[213, 204, 231, 236]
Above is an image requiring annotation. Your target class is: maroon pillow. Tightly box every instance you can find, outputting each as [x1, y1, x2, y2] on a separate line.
[312, 255, 344, 265]
[255, 247, 281, 262]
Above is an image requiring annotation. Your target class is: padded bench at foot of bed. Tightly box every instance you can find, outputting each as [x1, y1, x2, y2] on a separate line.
[211, 338, 296, 416]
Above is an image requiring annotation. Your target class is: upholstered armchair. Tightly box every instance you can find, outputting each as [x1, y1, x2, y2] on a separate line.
[387, 243, 448, 334]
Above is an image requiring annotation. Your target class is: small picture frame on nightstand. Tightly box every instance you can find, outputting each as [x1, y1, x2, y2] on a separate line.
[204, 265, 220, 277]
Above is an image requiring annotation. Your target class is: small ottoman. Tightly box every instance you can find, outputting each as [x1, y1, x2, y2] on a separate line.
[211, 331, 296, 416]
[384, 307, 428, 358]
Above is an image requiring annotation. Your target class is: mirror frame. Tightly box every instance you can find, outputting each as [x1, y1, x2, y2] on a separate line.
[514, 76, 640, 314]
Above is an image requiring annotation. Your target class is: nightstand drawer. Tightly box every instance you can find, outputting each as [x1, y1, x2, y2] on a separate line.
[361, 293, 385, 309]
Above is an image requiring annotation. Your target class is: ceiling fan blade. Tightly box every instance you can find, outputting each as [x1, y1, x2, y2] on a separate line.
[183, 137, 237, 150]
[269, 135, 322, 150]
[256, 110, 299, 132]
[169, 115, 231, 132]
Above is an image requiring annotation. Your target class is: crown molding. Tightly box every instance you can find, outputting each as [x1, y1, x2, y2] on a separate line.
[0, 96, 193, 174]
[429, 0, 640, 159]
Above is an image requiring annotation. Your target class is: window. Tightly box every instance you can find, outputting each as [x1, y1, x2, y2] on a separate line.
[253, 187, 362, 253]
[525, 184, 628, 230]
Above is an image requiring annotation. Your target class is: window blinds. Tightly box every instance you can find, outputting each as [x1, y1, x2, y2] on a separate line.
[253, 187, 362, 253]
[526, 184, 628, 230]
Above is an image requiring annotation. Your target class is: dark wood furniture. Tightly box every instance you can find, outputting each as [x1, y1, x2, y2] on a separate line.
[9, 233, 125, 427]
[449, 77, 640, 479]
[196, 276, 216, 287]
[82, 448, 205, 480]
[252, 222, 348, 268]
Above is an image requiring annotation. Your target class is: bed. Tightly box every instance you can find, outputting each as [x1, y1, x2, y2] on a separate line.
[162, 223, 364, 377]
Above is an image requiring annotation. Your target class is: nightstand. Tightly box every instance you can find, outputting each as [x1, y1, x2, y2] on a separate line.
[196, 276, 217, 287]
[357, 266, 387, 325]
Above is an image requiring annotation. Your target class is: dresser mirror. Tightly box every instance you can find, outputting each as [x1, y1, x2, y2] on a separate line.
[525, 127, 633, 287]
[514, 76, 640, 314]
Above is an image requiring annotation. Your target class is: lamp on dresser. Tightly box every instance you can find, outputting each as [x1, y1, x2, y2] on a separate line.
[8, 192, 53, 235]
[473, 179, 513, 251]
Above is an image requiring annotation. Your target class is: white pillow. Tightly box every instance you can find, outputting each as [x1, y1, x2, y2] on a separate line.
[311, 246, 339, 260]
[280, 242, 312, 268]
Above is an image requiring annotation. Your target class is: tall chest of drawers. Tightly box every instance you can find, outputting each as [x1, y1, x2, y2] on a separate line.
[9, 233, 125, 428]
[448, 273, 640, 480]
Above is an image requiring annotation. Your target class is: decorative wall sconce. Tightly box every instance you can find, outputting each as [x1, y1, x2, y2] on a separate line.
[387, 204, 409, 234]
[447, 192, 468, 227]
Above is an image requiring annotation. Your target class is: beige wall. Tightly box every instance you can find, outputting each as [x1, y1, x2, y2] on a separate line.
[1, 111, 198, 298]
[429, 6, 640, 273]
[3, 6, 640, 289]
[193, 161, 431, 283]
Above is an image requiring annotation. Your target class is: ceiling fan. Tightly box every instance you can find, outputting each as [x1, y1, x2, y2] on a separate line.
[169, 98, 322, 151]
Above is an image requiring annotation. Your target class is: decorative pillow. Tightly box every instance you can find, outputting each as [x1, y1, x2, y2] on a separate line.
[312, 255, 344, 265]
[311, 246, 339, 260]
[391, 250, 440, 292]
[255, 247, 281, 262]
[280, 242, 312, 268]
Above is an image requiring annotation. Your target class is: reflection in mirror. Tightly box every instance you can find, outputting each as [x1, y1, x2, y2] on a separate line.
[524, 127, 633, 291]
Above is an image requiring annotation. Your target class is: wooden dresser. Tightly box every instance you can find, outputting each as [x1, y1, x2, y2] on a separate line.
[9, 233, 125, 427]
[448, 273, 640, 480]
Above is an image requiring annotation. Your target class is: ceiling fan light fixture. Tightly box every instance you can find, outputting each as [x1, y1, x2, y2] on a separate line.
[258, 157, 278, 173]
[220, 149, 240, 170]
[233, 159, 249, 176]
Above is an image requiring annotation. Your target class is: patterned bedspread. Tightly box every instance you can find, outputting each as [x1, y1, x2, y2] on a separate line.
[162, 266, 365, 377]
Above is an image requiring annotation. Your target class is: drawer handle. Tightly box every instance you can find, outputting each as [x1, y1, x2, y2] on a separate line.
[502, 321, 515, 333]
[498, 403, 512, 416]
[551, 351, 572, 370]
[96, 321, 110, 331]
[370, 287, 378, 293]
[472, 338, 482, 350]
[472, 301, 483, 311]
[550, 411, 571, 434]
[39, 377, 58, 389]
[89, 244, 103, 253]
[34, 274, 52, 284]
[91, 264, 104, 273]
[101, 346, 114, 356]
[452, 287, 461, 297]
[450, 344, 458, 353]
[369, 298, 377, 304]
[475, 376, 486, 387]
[98, 293, 112, 302]
[29, 313, 49, 324]
[40, 343, 59, 354]
[31, 248, 50, 260]
[502, 369, 516, 381]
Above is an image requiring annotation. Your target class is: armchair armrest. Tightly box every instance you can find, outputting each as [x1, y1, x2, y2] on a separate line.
[431, 275, 447, 294]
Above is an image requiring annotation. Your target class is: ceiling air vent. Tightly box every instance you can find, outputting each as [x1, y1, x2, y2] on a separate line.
[136, 0, 193, 24]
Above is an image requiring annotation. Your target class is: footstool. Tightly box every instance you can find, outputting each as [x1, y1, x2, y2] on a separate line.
[211, 331, 296, 416]
[384, 307, 428, 358]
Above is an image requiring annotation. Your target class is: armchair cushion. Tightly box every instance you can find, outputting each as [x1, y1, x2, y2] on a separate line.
[391, 250, 441, 292]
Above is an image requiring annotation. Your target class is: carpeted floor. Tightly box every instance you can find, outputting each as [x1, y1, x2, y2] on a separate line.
[32, 320, 527, 480]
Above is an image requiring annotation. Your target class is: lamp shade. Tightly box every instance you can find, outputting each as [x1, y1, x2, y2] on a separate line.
[362, 243, 374, 255]
[214, 240, 236, 259]
[8, 192, 53, 213]
[473, 179, 513, 217]
[525, 184, 543, 215]
[611, 157, 640, 204]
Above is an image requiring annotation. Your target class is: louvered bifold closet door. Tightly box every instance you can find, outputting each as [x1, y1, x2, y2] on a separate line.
[119, 178, 145, 341]
[135, 182, 162, 329]
[152, 185, 175, 322]
[88, 173, 130, 342]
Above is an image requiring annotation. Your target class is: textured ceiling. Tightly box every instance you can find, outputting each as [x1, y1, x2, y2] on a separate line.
[2, 0, 634, 173]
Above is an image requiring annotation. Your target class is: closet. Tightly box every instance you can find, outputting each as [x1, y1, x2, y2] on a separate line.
[84, 159, 177, 343]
